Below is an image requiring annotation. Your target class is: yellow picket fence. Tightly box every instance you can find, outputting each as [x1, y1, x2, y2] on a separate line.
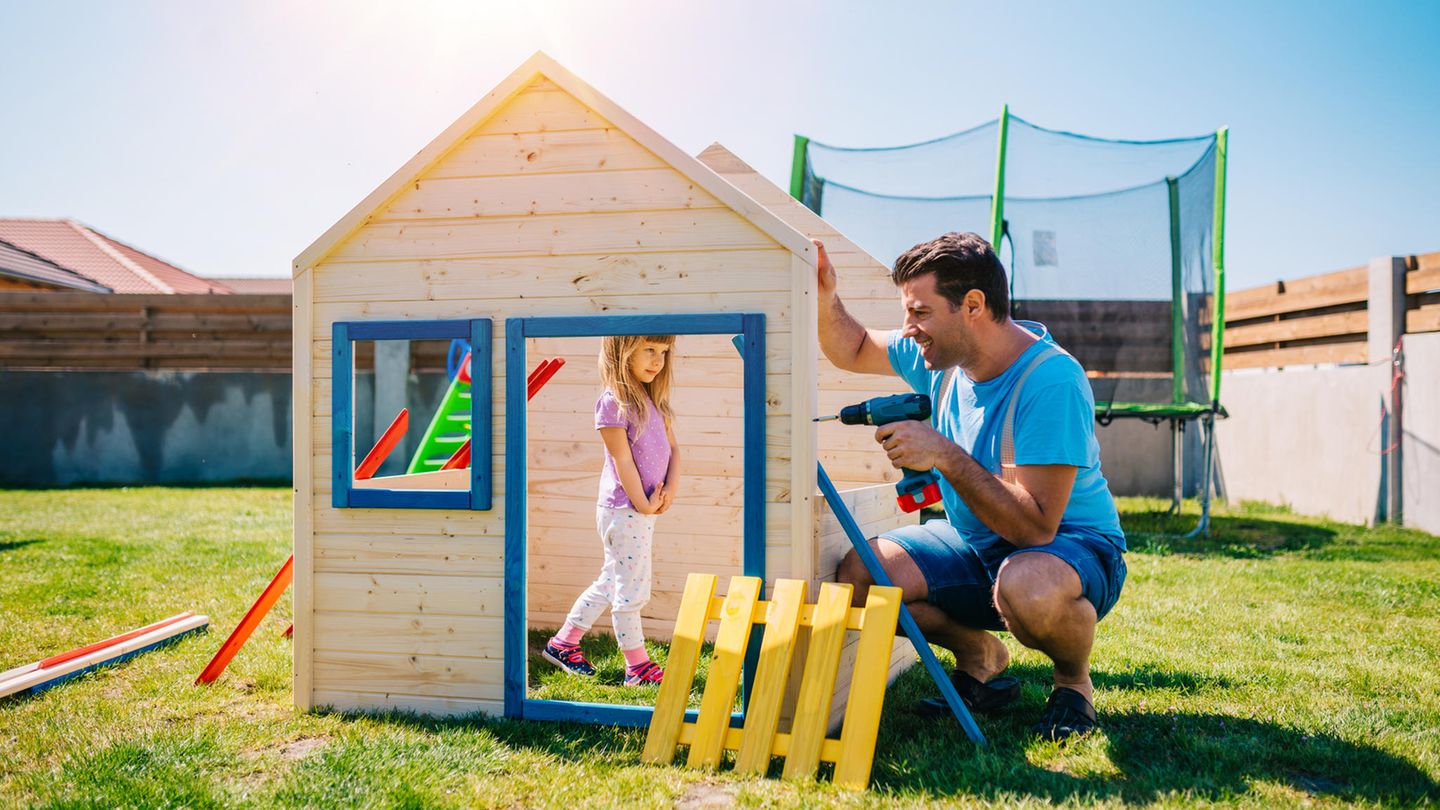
[641, 573, 902, 790]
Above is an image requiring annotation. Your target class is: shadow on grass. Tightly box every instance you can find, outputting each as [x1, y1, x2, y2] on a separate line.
[875, 662, 1438, 805]
[0, 538, 42, 553]
[1123, 512, 1338, 559]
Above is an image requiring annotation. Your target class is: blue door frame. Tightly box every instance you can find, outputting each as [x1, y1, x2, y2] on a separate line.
[504, 313, 766, 726]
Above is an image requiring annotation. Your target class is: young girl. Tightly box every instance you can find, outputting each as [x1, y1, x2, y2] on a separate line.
[544, 335, 680, 686]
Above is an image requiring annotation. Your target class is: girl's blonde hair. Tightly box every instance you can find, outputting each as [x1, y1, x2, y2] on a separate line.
[599, 335, 676, 429]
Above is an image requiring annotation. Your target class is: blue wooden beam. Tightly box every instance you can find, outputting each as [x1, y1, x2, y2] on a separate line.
[815, 463, 987, 746]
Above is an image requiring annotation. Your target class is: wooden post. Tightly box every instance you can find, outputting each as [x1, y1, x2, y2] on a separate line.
[1369, 256, 1406, 524]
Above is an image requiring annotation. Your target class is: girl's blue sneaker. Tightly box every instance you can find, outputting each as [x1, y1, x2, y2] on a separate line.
[623, 660, 664, 686]
[542, 641, 596, 677]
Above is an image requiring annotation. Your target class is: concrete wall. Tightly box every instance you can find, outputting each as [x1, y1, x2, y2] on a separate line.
[0, 371, 292, 486]
[1401, 332, 1440, 534]
[1215, 331, 1437, 533]
[1215, 364, 1390, 525]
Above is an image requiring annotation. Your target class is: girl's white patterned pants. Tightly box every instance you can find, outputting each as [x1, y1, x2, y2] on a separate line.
[563, 506, 656, 650]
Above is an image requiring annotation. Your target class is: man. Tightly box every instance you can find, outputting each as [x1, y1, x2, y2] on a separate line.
[817, 231, 1127, 739]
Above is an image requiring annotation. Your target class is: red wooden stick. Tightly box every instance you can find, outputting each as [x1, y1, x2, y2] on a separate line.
[439, 439, 471, 471]
[38, 612, 195, 670]
[438, 357, 565, 471]
[528, 357, 565, 397]
[195, 556, 294, 685]
[354, 408, 409, 480]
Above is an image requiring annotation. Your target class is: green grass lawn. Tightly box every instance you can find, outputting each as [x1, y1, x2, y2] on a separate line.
[1, 488, 1438, 808]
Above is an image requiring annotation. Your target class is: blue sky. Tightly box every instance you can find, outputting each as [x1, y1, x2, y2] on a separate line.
[1, 0, 1436, 290]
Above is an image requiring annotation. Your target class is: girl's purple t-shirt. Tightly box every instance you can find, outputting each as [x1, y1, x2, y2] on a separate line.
[595, 390, 672, 509]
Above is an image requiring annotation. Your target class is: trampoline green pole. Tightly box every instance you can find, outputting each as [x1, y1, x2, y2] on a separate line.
[789, 134, 810, 203]
[1209, 127, 1228, 407]
[1167, 177, 1184, 405]
[989, 105, 1010, 249]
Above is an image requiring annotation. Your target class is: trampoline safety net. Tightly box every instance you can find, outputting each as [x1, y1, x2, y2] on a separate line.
[793, 111, 1228, 415]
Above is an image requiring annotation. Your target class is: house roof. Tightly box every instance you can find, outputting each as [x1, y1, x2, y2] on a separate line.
[0, 237, 112, 291]
[0, 218, 233, 294]
[208, 276, 291, 294]
[295, 51, 812, 275]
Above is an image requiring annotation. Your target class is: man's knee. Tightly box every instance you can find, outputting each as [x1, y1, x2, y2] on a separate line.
[995, 552, 1082, 627]
[837, 546, 877, 605]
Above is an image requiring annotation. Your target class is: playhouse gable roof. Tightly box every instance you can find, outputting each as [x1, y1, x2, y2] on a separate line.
[696, 143, 890, 275]
[295, 53, 811, 275]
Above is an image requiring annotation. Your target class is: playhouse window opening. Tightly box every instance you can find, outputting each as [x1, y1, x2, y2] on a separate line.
[331, 319, 491, 510]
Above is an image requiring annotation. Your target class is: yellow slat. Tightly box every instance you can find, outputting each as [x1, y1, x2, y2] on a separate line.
[686, 576, 762, 769]
[735, 579, 807, 775]
[782, 581, 852, 780]
[677, 723, 842, 763]
[641, 573, 717, 764]
[833, 585, 903, 789]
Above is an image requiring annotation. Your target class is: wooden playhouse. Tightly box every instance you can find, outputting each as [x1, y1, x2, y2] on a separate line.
[292, 52, 918, 726]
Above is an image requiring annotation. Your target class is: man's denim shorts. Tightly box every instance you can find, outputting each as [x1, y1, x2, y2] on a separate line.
[880, 519, 1127, 632]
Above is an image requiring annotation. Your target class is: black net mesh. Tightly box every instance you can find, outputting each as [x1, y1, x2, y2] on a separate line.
[800, 115, 1223, 410]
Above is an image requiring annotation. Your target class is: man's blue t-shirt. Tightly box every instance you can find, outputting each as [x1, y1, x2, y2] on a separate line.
[887, 320, 1126, 553]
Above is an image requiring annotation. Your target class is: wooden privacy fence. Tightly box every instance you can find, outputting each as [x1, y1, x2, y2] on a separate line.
[0, 292, 293, 371]
[1223, 251, 1440, 370]
[0, 292, 474, 372]
[6, 256, 1438, 374]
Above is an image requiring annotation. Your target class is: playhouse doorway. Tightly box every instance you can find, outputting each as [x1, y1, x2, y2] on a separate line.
[504, 314, 766, 726]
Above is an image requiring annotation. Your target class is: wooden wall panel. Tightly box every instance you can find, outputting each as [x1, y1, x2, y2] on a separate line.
[303, 79, 805, 712]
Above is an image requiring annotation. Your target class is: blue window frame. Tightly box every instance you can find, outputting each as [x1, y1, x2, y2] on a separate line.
[331, 318, 492, 510]
[505, 313, 766, 727]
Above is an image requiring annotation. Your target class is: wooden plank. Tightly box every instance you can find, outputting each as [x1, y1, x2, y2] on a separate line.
[311, 689, 502, 718]
[0, 614, 210, 698]
[314, 533, 505, 577]
[735, 579, 807, 775]
[0, 311, 292, 334]
[310, 250, 792, 304]
[687, 576, 762, 769]
[429, 128, 667, 179]
[1224, 309, 1368, 348]
[1407, 253, 1440, 294]
[329, 209, 775, 263]
[642, 572, 717, 765]
[351, 468, 470, 490]
[783, 581, 852, 780]
[1223, 340, 1368, 370]
[471, 86, 609, 136]
[312, 573, 503, 616]
[311, 650, 504, 701]
[310, 291, 793, 333]
[312, 613, 503, 658]
[1225, 266, 1367, 321]
[293, 269, 315, 710]
[378, 168, 722, 221]
[1407, 303, 1440, 334]
[0, 340, 291, 360]
[833, 585, 902, 789]
[0, 292, 291, 313]
[696, 143, 882, 268]
[790, 254, 819, 581]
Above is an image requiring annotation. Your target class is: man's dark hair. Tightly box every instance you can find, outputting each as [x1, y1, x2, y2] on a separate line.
[891, 232, 1009, 322]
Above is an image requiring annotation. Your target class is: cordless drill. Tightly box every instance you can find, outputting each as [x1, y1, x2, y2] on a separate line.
[815, 393, 944, 513]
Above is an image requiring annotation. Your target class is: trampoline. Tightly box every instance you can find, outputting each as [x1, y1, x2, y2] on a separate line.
[790, 108, 1229, 535]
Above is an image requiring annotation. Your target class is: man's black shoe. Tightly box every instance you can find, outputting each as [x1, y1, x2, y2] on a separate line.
[914, 671, 1021, 717]
[1029, 686, 1097, 740]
